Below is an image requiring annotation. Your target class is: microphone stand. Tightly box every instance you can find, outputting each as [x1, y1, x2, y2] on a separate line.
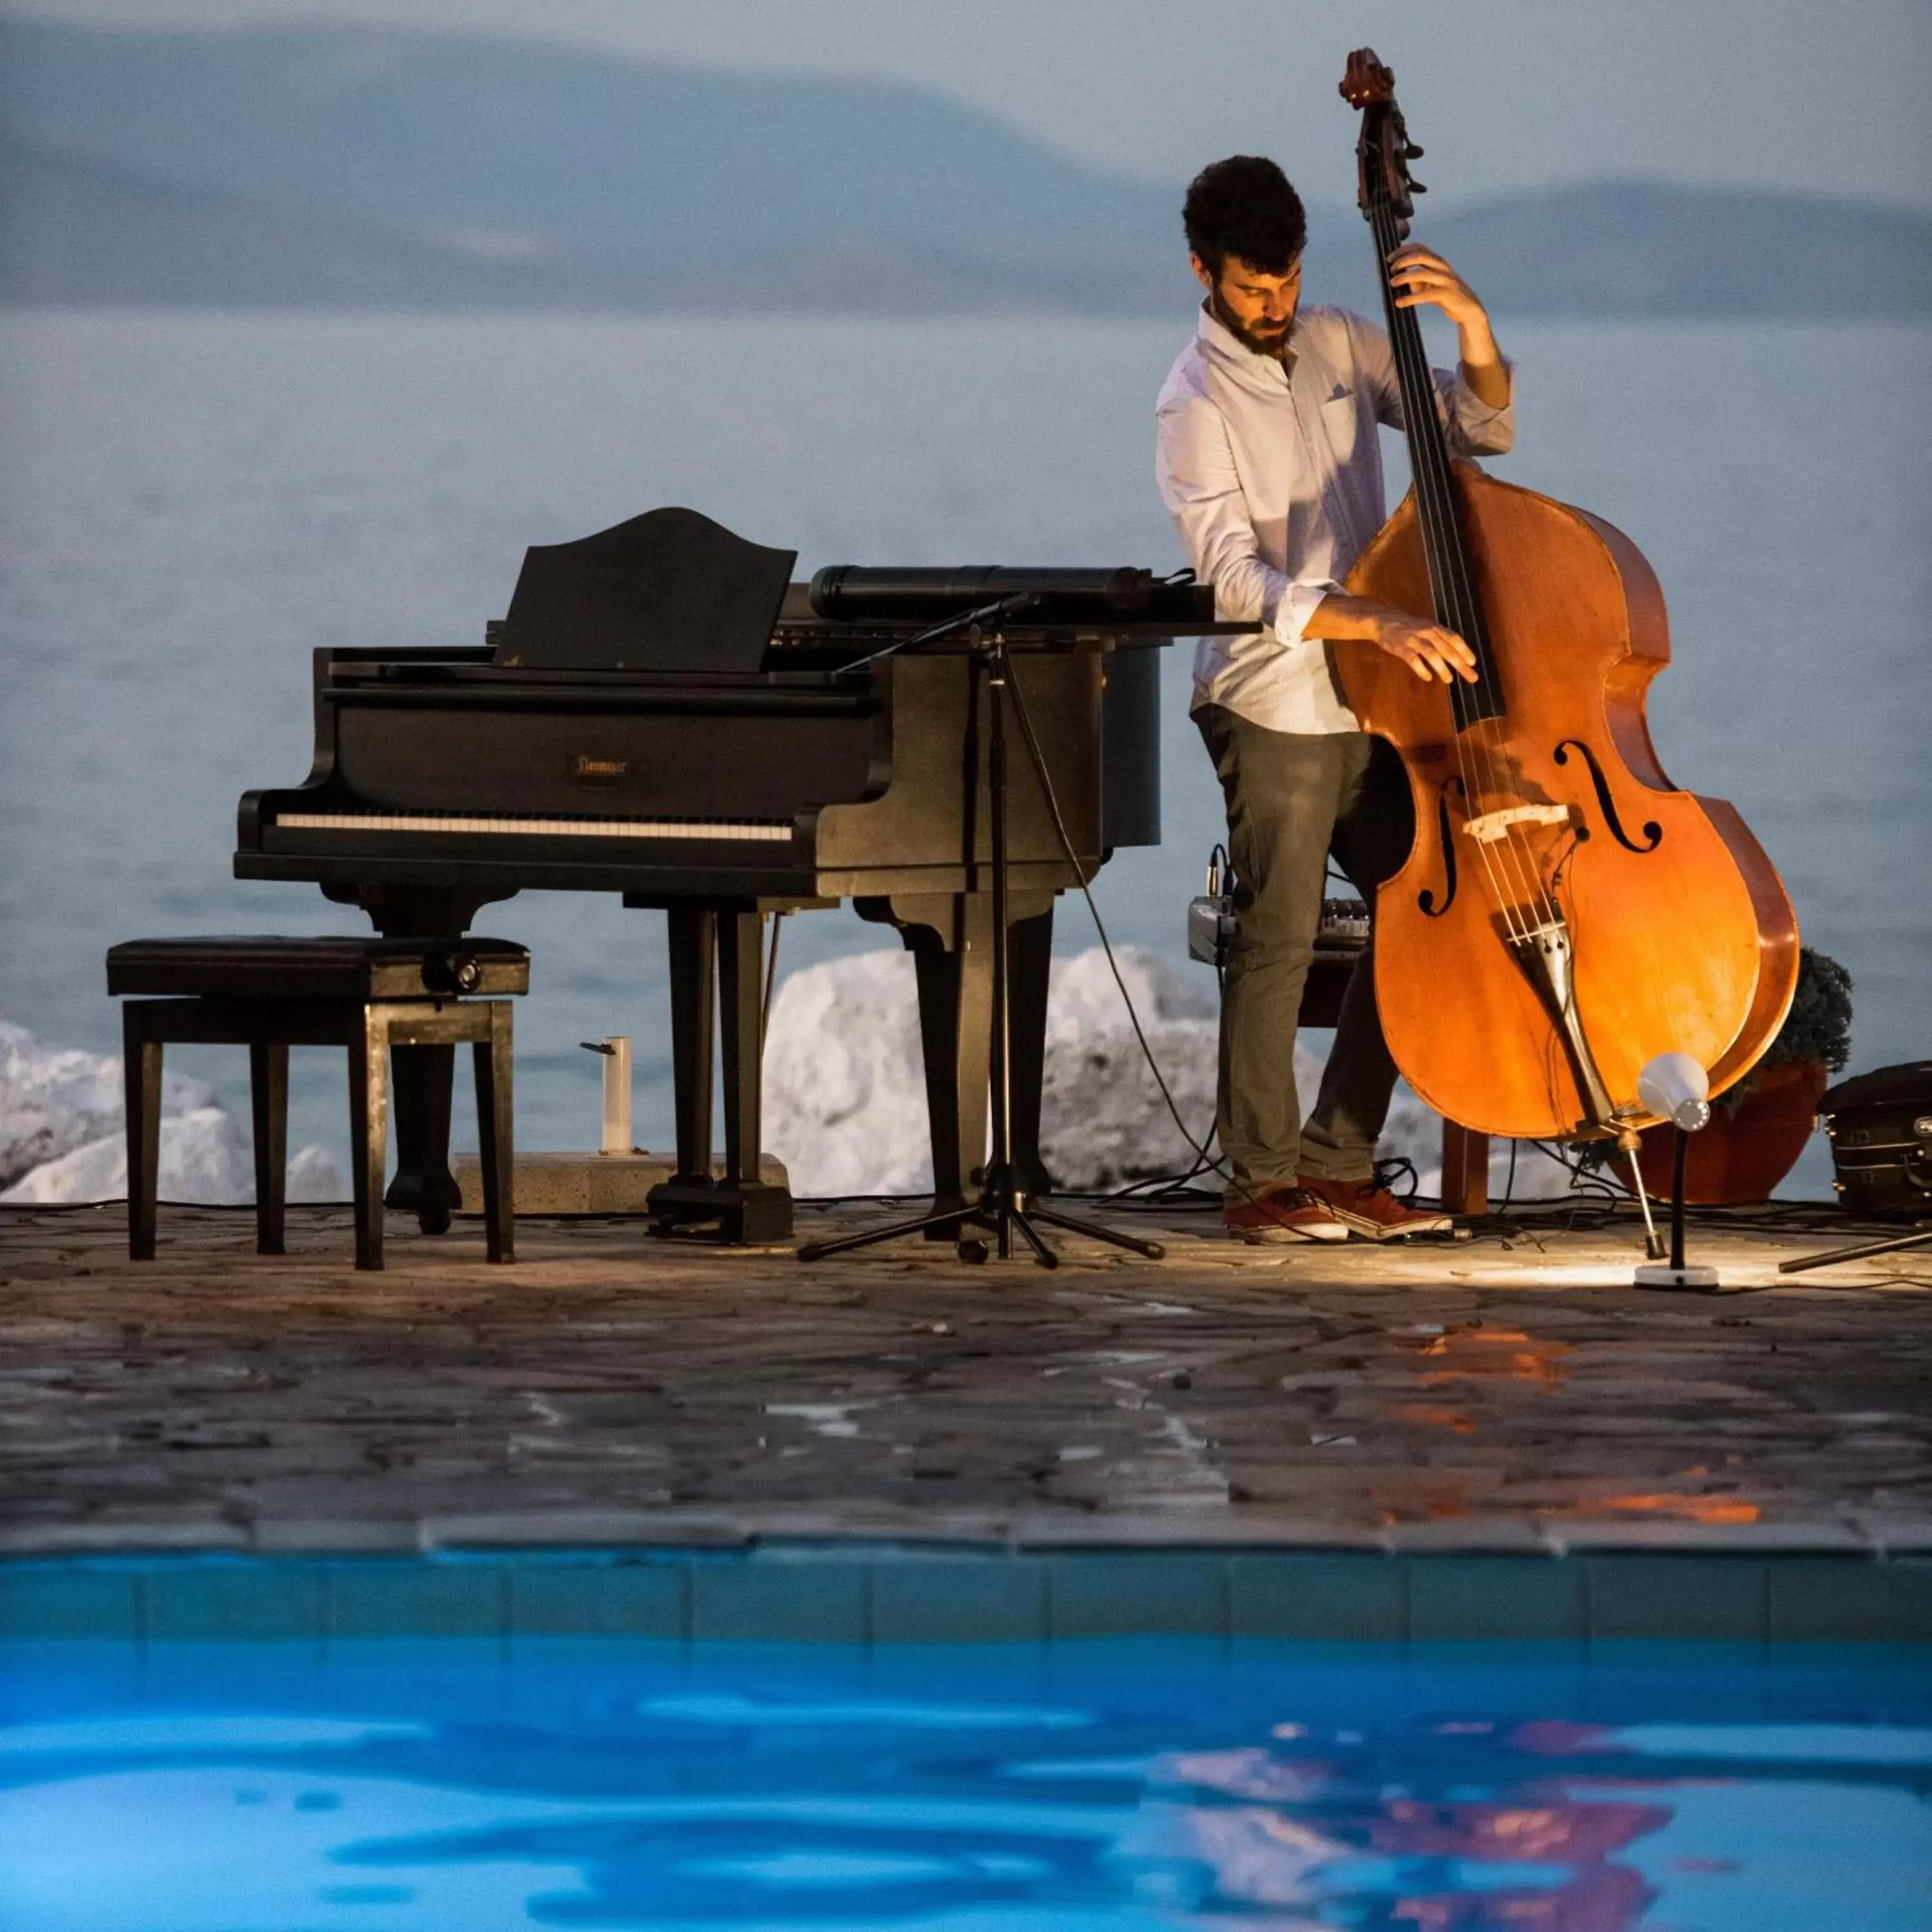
[799, 608, 1164, 1270]
[1633, 1124, 1720, 1290]
[828, 588, 1038, 679]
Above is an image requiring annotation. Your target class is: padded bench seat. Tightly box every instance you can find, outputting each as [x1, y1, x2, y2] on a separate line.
[108, 936, 527, 1271]
[107, 936, 530, 1003]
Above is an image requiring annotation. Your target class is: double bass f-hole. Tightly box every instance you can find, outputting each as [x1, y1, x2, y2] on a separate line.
[1418, 773, 1464, 917]
[1553, 738, 1664, 853]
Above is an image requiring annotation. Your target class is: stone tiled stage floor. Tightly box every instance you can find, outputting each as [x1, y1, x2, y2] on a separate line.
[1, 1198, 1927, 1558]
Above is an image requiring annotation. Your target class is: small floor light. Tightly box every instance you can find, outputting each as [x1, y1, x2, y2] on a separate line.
[1633, 1050, 1719, 1290]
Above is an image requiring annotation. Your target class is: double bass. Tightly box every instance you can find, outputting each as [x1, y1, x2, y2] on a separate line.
[1336, 49, 1797, 1146]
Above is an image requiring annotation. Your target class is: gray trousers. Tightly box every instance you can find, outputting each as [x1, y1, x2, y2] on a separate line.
[1195, 706, 1414, 1190]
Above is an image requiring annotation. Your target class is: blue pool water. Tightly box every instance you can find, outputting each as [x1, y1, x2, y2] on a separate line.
[3, 1637, 1929, 1929]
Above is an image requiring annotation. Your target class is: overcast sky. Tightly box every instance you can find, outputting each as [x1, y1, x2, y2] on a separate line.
[17, 0, 1932, 213]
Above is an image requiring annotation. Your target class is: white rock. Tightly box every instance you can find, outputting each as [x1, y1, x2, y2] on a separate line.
[1042, 944, 1217, 1040]
[285, 1144, 350, 1203]
[1036, 1009, 1220, 1189]
[0, 1108, 347, 1207]
[760, 949, 931, 1197]
[761, 943, 1591, 1201]
[0, 1019, 215, 1189]
[1037, 947, 1226, 1189]
[1039, 949, 1454, 1191]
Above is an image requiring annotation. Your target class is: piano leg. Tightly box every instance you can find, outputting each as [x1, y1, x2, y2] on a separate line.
[665, 902, 717, 1189]
[390, 1046, 457, 1235]
[648, 902, 793, 1244]
[1007, 902, 1056, 1197]
[904, 900, 992, 1236]
[717, 909, 791, 1243]
[341, 884, 511, 1235]
[880, 890, 1057, 1236]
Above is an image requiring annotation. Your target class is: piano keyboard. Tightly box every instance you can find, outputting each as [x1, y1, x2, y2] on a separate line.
[276, 811, 793, 844]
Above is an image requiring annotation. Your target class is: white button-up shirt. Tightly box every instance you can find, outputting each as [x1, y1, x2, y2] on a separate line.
[1155, 301, 1515, 735]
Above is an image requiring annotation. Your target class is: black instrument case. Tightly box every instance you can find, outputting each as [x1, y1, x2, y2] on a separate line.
[1821, 1060, 1932, 1216]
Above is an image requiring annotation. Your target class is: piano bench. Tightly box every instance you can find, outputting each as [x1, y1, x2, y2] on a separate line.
[106, 936, 529, 1271]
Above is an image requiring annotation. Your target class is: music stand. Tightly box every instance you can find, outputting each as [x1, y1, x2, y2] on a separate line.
[798, 607, 1164, 1271]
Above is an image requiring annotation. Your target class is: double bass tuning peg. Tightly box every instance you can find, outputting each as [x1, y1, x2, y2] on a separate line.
[1408, 178, 1428, 194]
[1405, 142, 1425, 158]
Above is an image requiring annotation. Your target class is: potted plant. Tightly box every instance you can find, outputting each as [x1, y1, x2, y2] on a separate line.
[1633, 946, 1852, 1204]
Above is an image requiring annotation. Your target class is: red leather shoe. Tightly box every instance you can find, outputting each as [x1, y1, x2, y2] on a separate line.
[1223, 1186, 1349, 1244]
[1297, 1173, 1454, 1240]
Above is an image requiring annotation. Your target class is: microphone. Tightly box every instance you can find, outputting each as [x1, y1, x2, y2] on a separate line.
[1637, 1050, 1711, 1133]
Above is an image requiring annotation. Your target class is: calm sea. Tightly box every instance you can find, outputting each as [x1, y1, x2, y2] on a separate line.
[1, 311, 1926, 1189]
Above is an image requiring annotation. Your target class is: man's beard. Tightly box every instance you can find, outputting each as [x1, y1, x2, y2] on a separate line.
[1209, 285, 1294, 359]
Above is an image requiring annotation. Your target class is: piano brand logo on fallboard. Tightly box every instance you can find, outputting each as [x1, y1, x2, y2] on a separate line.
[569, 753, 630, 784]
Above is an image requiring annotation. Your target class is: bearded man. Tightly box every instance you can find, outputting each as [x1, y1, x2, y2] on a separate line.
[1155, 154, 1513, 1241]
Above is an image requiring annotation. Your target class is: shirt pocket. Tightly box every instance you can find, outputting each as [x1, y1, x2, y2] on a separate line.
[1317, 381, 1367, 466]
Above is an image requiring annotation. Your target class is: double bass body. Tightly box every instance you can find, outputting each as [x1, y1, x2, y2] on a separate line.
[1342, 464, 1798, 1142]
[1335, 48, 1797, 1146]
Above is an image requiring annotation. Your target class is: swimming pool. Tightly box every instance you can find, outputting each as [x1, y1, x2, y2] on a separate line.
[3, 1551, 1928, 1928]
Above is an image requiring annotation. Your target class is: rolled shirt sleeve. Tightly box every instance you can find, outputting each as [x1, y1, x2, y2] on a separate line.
[1348, 308, 1514, 455]
[1155, 392, 1343, 657]
[1438, 360, 1515, 455]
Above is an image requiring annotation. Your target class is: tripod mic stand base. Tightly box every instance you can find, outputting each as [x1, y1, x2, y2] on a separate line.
[798, 1185, 1165, 1270]
[985, 1196, 1166, 1268]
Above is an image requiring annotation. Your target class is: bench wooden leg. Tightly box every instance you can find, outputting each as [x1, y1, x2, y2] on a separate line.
[124, 1009, 162, 1261]
[473, 1004, 515, 1265]
[1440, 1119, 1490, 1218]
[348, 1009, 390, 1271]
[249, 1041, 289, 1256]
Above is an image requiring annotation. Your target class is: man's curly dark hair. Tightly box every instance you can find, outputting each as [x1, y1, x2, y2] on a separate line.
[1183, 155, 1307, 278]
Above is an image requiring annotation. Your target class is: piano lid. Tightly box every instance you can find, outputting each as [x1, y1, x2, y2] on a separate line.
[497, 507, 797, 674]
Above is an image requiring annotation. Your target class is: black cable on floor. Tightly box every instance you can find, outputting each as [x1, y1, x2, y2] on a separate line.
[1002, 658, 1244, 1208]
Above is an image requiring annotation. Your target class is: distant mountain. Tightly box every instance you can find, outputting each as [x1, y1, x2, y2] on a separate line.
[0, 17, 1198, 310]
[1428, 181, 1932, 317]
[2, 20, 1926, 317]
[0, 140, 571, 308]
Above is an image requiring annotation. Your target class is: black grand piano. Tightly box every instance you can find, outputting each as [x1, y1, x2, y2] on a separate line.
[236, 509, 1222, 1242]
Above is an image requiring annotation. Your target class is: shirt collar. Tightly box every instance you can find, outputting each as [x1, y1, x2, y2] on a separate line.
[1197, 299, 1305, 385]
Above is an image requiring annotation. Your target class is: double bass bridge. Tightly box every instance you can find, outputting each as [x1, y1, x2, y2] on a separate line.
[1463, 802, 1577, 844]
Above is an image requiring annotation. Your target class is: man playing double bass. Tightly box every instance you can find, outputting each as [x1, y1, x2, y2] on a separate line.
[1155, 154, 1513, 1242]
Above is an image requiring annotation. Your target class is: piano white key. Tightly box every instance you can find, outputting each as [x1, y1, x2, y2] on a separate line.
[276, 811, 793, 843]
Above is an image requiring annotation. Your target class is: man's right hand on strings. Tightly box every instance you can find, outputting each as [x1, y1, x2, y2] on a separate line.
[1305, 591, 1480, 683]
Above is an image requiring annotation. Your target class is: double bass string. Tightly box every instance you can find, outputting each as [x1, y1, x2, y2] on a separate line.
[1390, 227, 1566, 941]
[1376, 213, 1538, 927]
[1381, 206, 1563, 944]
[1370, 196, 1554, 944]
[1371, 196, 1502, 850]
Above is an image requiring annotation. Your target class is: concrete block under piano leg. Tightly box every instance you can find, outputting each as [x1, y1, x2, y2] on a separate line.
[452, 1150, 788, 1215]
